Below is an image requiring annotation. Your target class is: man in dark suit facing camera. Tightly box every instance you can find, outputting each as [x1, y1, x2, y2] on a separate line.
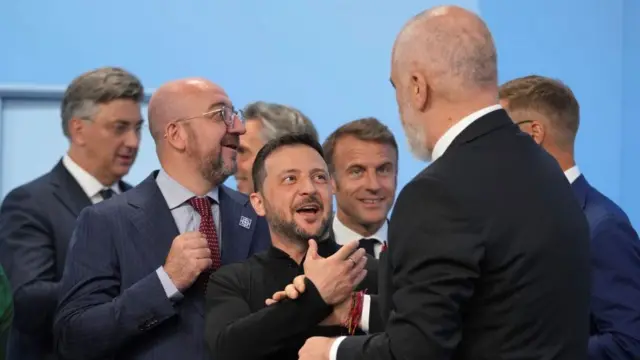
[277, 6, 591, 360]
[0, 67, 143, 360]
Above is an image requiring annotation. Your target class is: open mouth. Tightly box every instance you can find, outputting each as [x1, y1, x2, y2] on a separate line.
[295, 203, 321, 215]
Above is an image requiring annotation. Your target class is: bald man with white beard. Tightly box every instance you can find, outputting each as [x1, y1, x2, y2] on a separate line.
[291, 5, 591, 360]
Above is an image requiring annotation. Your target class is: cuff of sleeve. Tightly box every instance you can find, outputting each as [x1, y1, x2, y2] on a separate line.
[359, 295, 370, 333]
[330, 336, 346, 360]
[156, 267, 183, 302]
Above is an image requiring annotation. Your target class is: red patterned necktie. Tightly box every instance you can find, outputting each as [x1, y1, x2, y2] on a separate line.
[188, 197, 222, 292]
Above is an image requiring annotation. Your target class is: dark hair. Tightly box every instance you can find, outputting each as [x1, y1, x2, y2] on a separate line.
[61, 66, 144, 138]
[499, 75, 580, 149]
[322, 117, 398, 174]
[252, 133, 325, 193]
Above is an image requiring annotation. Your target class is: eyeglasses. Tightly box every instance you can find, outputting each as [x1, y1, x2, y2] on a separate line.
[173, 105, 243, 129]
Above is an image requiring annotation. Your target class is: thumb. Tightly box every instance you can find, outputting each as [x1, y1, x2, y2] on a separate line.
[306, 239, 318, 260]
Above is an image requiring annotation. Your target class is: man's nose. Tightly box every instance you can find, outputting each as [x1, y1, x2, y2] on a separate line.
[228, 115, 246, 135]
[124, 128, 141, 149]
[364, 172, 382, 192]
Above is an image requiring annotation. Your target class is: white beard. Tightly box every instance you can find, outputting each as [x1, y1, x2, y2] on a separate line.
[403, 120, 432, 162]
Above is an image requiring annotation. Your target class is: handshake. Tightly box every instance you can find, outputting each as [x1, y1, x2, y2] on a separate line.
[265, 239, 369, 326]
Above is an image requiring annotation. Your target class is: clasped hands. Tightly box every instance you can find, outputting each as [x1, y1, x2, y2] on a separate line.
[264, 239, 368, 360]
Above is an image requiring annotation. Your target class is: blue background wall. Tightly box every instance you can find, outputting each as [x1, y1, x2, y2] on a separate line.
[0, 0, 638, 227]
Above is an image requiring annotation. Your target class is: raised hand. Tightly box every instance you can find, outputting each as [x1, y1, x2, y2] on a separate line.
[163, 231, 212, 291]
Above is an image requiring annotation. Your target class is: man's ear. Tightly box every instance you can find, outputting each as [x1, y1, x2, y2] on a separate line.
[68, 118, 88, 146]
[249, 192, 266, 216]
[165, 123, 187, 151]
[410, 72, 429, 112]
[530, 121, 546, 146]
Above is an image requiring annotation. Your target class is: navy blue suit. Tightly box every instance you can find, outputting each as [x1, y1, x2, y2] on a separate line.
[573, 175, 640, 359]
[53, 171, 270, 360]
[0, 160, 130, 360]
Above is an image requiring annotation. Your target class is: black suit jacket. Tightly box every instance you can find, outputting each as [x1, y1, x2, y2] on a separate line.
[0, 160, 130, 360]
[337, 109, 591, 360]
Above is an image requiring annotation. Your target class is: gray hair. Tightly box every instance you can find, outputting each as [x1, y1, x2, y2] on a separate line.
[61, 66, 144, 138]
[242, 101, 319, 143]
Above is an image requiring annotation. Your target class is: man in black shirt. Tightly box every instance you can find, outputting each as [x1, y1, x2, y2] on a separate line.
[205, 133, 377, 360]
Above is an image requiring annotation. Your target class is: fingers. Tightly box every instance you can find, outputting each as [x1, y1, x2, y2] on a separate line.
[191, 248, 211, 259]
[196, 258, 213, 271]
[352, 269, 368, 288]
[293, 275, 306, 293]
[265, 290, 288, 306]
[348, 256, 368, 281]
[183, 233, 209, 249]
[265, 298, 277, 306]
[348, 248, 367, 264]
[285, 284, 300, 299]
[332, 239, 360, 260]
[306, 239, 319, 260]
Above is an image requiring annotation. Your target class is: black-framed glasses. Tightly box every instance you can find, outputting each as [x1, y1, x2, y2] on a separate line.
[174, 104, 244, 129]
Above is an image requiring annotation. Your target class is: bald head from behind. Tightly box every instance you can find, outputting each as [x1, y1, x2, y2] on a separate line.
[147, 77, 245, 194]
[391, 6, 499, 161]
[392, 6, 497, 99]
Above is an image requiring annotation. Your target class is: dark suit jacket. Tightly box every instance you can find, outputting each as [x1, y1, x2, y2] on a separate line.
[337, 109, 591, 360]
[572, 175, 640, 359]
[0, 160, 130, 360]
[53, 171, 271, 360]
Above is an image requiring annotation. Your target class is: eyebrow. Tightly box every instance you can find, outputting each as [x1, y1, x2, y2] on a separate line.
[206, 101, 228, 111]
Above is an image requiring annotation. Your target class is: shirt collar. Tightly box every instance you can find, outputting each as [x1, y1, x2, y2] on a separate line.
[564, 165, 581, 184]
[431, 104, 503, 162]
[62, 154, 120, 198]
[155, 169, 219, 209]
[332, 215, 388, 244]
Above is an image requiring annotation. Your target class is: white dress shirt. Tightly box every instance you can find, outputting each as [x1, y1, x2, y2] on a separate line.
[332, 216, 388, 259]
[329, 104, 503, 360]
[564, 165, 581, 184]
[62, 154, 121, 204]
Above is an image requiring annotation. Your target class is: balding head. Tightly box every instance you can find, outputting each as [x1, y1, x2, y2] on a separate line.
[392, 5, 497, 100]
[390, 6, 499, 162]
[147, 77, 245, 194]
[148, 78, 228, 142]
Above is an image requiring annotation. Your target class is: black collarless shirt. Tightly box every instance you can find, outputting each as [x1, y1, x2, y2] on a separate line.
[204, 239, 369, 360]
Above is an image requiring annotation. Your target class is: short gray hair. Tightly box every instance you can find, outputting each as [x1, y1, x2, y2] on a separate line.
[242, 101, 319, 143]
[61, 66, 144, 138]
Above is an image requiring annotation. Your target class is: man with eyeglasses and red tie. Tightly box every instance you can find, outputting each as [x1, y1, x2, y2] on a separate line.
[0, 66, 142, 360]
[53, 77, 271, 360]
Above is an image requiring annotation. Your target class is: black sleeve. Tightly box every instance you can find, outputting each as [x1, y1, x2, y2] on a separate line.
[205, 265, 333, 360]
[0, 186, 58, 335]
[337, 176, 484, 360]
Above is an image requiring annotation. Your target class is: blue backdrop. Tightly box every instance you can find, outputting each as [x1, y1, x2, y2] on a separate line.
[0, 0, 638, 227]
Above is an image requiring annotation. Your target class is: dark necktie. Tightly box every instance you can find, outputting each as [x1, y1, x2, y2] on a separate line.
[189, 197, 222, 292]
[99, 188, 114, 200]
[358, 238, 378, 257]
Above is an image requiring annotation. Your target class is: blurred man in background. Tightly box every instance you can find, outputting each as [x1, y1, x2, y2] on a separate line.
[323, 118, 397, 259]
[54, 77, 270, 360]
[500, 75, 640, 360]
[0, 66, 143, 360]
[235, 101, 319, 194]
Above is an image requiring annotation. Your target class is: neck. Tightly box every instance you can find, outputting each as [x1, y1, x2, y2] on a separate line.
[336, 209, 384, 238]
[428, 92, 498, 149]
[160, 156, 217, 196]
[271, 232, 307, 264]
[67, 145, 117, 186]
[548, 147, 576, 172]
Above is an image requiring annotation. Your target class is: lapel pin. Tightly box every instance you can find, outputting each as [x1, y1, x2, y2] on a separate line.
[239, 216, 252, 229]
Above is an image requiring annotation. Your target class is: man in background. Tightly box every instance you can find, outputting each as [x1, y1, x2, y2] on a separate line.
[54, 77, 270, 360]
[323, 118, 397, 259]
[500, 75, 640, 360]
[295, 5, 590, 359]
[206, 133, 372, 360]
[0, 66, 143, 360]
[235, 101, 319, 194]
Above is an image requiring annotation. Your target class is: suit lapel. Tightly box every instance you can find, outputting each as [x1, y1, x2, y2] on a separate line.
[378, 246, 391, 322]
[49, 160, 92, 217]
[218, 186, 256, 265]
[127, 172, 179, 267]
